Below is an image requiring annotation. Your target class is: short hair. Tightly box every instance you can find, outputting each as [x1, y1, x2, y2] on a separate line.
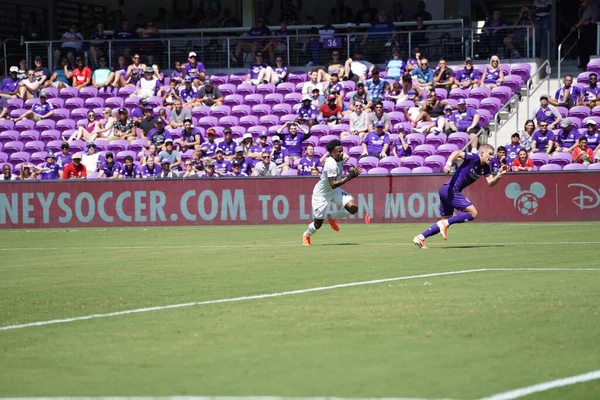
[326, 139, 342, 153]
[124, 155, 134, 162]
[374, 101, 384, 108]
[497, 145, 506, 152]
[310, 69, 318, 75]
[480, 143, 494, 153]
[579, 137, 588, 143]
[591, 73, 598, 78]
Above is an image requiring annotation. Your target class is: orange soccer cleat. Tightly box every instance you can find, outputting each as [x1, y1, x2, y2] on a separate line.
[413, 236, 429, 249]
[328, 216, 340, 231]
[302, 235, 311, 246]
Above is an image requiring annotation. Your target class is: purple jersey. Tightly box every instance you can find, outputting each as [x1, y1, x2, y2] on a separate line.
[251, 143, 272, 155]
[504, 143, 524, 163]
[232, 157, 253, 175]
[56, 153, 71, 169]
[272, 148, 290, 165]
[218, 140, 237, 156]
[39, 162, 60, 180]
[179, 86, 198, 103]
[99, 160, 121, 178]
[248, 63, 268, 80]
[32, 102, 53, 116]
[184, 61, 205, 79]
[141, 164, 161, 178]
[363, 131, 390, 155]
[0, 77, 20, 93]
[489, 154, 508, 173]
[282, 132, 308, 157]
[131, 107, 144, 120]
[182, 127, 204, 144]
[148, 128, 172, 147]
[129, 65, 144, 84]
[455, 68, 480, 83]
[445, 152, 491, 192]
[297, 157, 321, 176]
[531, 130, 555, 152]
[577, 130, 600, 150]
[203, 141, 218, 157]
[226, 171, 248, 177]
[453, 108, 478, 131]
[297, 105, 318, 121]
[119, 164, 141, 178]
[171, 70, 183, 81]
[555, 128, 578, 149]
[534, 106, 559, 125]
[325, 82, 344, 96]
[482, 68, 501, 84]
[214, 159, 231, 174]
[394, 140, 412, 157]
[274, 66, 288, 80]
[555, 86, 581, 104]
[581, 85, 600, 102]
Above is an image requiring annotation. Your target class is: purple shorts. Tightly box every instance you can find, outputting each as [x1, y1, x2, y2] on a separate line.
[439, 184, 472, 217]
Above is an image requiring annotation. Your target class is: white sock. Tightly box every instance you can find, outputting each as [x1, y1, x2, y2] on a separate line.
[417, 234, 425, 240]
[304, 222, 317, 237]
[441, 219, 449, 227]
[329, 209, 352, 220]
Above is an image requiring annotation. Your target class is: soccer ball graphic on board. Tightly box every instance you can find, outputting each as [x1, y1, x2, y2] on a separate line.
[505, 182, 546, 216]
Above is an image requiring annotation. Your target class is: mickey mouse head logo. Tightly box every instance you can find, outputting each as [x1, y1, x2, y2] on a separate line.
[505, 182, 546, 216]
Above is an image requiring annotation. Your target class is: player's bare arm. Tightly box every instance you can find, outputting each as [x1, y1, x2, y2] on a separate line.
[328, 165, 363, 189]
[443, 151, 466, 174]
[486, 164, 510, 187]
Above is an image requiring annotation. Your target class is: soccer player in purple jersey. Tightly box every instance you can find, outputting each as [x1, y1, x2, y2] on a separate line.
[413, 144, 510, 249]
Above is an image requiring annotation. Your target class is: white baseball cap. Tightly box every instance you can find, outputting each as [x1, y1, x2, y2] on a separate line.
[9, 66, 18, 73]
[272, 135, 281, 142]
[188, 52, 197, 58]
[243, 133, 252, 139]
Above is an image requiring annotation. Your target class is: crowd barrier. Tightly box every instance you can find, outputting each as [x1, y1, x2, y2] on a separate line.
[1, 172, 599, 228]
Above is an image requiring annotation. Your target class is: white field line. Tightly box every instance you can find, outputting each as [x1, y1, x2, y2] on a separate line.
[1, 241, 600, 252]
[1, 268, 599, 332]
[0, 397, 457, 400]
[478, 369, 600, 400]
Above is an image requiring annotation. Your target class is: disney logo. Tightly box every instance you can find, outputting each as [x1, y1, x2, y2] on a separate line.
[568, 184, 600, 210]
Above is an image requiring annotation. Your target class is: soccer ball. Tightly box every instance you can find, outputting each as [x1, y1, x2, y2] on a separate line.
[516, 192, 539, 215]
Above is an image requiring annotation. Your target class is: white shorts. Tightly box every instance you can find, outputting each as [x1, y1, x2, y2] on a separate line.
[312, 188, 354, 219]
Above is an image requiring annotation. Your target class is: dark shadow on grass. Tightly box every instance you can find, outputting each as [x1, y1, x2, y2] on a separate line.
[439, 244, 507, 249]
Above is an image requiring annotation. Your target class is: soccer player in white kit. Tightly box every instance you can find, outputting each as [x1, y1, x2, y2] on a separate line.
[303, 139, 363, 245]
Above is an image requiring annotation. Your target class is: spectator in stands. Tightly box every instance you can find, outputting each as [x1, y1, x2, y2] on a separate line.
[520, 119, 536, 151]
[391, 3, 405, 22]
[147, 117, 171, 150]
[158, 159, 177, 178]
[249, 132, 272, 162]
[433, 59, 455, 94]
[231, 146, 253, 175]
[137, 22, 161, 65]
[489, 146, 509, 173]
[368, 101, 391, 132]
[362, 121, 390, 158]
[578, 73, 600, 108]
[1, 164, 15, 181]
[578, 120, 600, 150]
[512, 149, 534, 171]
[361, 11, 397, 63]
[91, 57, 115, 93]
[138, 107, 156, 139]
[532, 0, 552, 59]
[317, 50, 344, 82]
[111, 107, 137, 144]
[268, 57, 289, 85]
[233, 17, 271, 65]
[12, 90, 54, 123]
[0, 67, 21, 99]
[392, 129, 412, 160]
[505, 132, 525, 163]
[170, 100, 192, 129]
[62, 153, 87, 179]
[135, 67, 161, 99]
[343, 49, 374, 83]
[170, 61, 184, 85]
[311, 87, 324, 107]
[365, 67, 388, 103]
[17, 69, 41, 101]
[384, 81, 402, 102]
[97, 152, 121, 178]
[158, 139, 182, 171]
[297, 95, 319, 127]
[324, 72, 345, 107]
[413, 1, 432, 21]
[140, 144, 159, 166]
[179, 77, 198, 106]
[411, 17, 430, 50]
[385, 48, 405, 81]
[32, 57, 50, 87]
[111, 56, 130, 88]
[411, 57, 434, 89]
[224, 160, 246, 177]
[183, 52, 206, 86]
[572, 137, 594, 165]
[297, 144, 322, 175]
[253, 151, 278, 176]
[18, 164, 34, 180]
[397, 73, 423, 103]
[351, 81, 373, 111]
[43, 59, 71, 91]
[530, 121, 555, 154]
[318, 94, 343, 126]
[239, 133, 256, 156]
[0, 96, 7, 120]
[411, 88, 445, 132]
[503, 7, 535, 59]
[245, 52, 269, 85]
[330, 0, 354, 23]
[88, 22, 108, 70]
[302, 70, 323, 96]
[141, 155, 161, 177]
[33, 153, 60, 180]
[117, 155, 141, 178]
[177, 118, 203, 152]
[218, 128, 237, 159]
[549, 76, 579, 109]
[16, 59, 27, 81]
[56, 142, 71, 171]
[68, 110, 100, 143]
[452, 57, 480, 90]
[54, 24, 84, 67]
[530, 94, 562, 128]
[200, 128, 218, 159]
[162, 79, 181, 108]
[447, 99, 482, 152]
[81, 142, 101, 172]
[342, 99, 370, 140]
[265, 21, 290, 66]
[277, 121, 311, 161]
[480, 56, 504, 90]
[126, 54, 147, 89]
[196, 80, 223, 107]
[114, 20, 139, 59]
[406, 48, 422, 72]
[72, 57, 92, 89]
[554, 118, 578, 153]
[573, 0, 599, 69]
[480, 10, 507, 58]
[271, 135, 290, 173]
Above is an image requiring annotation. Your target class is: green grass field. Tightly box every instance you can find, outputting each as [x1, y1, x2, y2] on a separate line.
[1, 222, 600, 399]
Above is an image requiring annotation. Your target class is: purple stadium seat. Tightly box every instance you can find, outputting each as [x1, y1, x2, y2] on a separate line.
[0, 152, 8, 163]
[239, 115, 260, 129]
[264, 93, 284, 106]
[218, 84, 237, 97]
[0, 120, 15, 133]
[276, 82, 296, 95]
[42, 87, 59, 98]
[368, 167, 389, 175]
[577, 71, 591, 85]
[529, 153, 549, 167]
[198, 116, 219, 130]
[344, 145, 360, 159]
[228, 126, 244, 139]
[412, 166, 434, 173]
[380, 100, 394, 113]
[229, 73, 247, 86]
[9, 151, 30, 164]
[191, 105, 211, 119]
[40, 130, 61, 144]
[424, 155, 446, 172]
[36, 119, 56, 131]
[469, 86, 491, 101]
[436, 143, 459, 157]
[586, 59, 600, 73]
[502, 75, 523, 93]
[14, 120, 35, 133]
[247, 125, 268, 137]
[94, 139, 108, 152]
[510, 63, 531, 82]
[330, 124, 350, 137]
[449, 88, 468, 100]
[549, 152, 573, 167]
[115, 150, 136, 163]
[341, 135, 360, 147]
[20, 129, 40, 142]
[424, 133, 447, 148]
[124, 96, 141, 111]
[256, 83, 276, 95]
[281, 169, 299, 176]
[277, 115, 295, 124]
[169, 127, 182, 141]
[30, 151, 48, 164]
[97, 87, 116, 99]
[86, 171, 99, 179]
[318, 134, 340, 147]
[85, 97, 104, 109]
[413, 144, 435, 157]
[46, 140, 64, 153]
[443, 99, 458, 109]
[108, 140, 128, 153]
[59, 87, 79, 99]
[587, 163, 600, 170]
[345, 90, 358, 102]
[287, 71, 307, 85]
[388, 111, 405, 126]
[3, 141, 24, 155]
[406, 133, 425, 146]
[117, 86, 135, 99]
[480, 97, 502, 115]
[568, 106, 591, 119]
[491, 86, 512, 104]
[244, 94, 264, 106]
[251, 104, 272, 117]
[61, 129, 76, 141]
[211, 105, 231, 119]
[23, 140, 44, 154]
[105, 97, 124, 109]
[539, 163, 562, 171]
[78, 86, 98, 99]
[24, 98, 40, 108]
[231, 104, 251, 118]
[295, 82, 304, 93]
[358, 156, 379, 170]
[50, 108, 70, 122]
[308, 125, 329, 138]
[283, 92, 302, 105]
[390, 166, 412, 174]
[434, 88, 448, 100]
[271, 103, 292, 117]
[223, 94, 243, 107]
[146, 96, 163, 108]
[476, 109, 491, 127]
[402, 155, 424, 169]
[9, 108, 27, 119]
[259, 114, 280, 127]
[7, 98, 23, 111]
[209, 74, 228, 86]
[69, 140, 86, 153]
[379, 156, 402, 170]
[563, 163, 587, 170]
[219, 116, 239, 128]
[70, 108, 90, 121]
[583, 116, 600, 125]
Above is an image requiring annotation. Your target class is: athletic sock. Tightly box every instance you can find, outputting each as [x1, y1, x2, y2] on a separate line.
[329, 209, 351, 220]
[304, 222, 318, 237]
[447, 212, 474, 225]
[421, 223, 440, 239]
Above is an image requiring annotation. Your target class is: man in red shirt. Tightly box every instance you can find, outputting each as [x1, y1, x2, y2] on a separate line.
[72, 57, 92, 89]
[318, 94, 342, 127]
[62, 153, 87, 179]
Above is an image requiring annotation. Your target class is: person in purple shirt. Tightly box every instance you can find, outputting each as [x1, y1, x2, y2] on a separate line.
[550, 75, 580, 109]
[233, 17, 271, 65]
[147, 118, 172, 151]
[245, 52, 269, 85]
[249, 132, 272, 164]
[141, 156, 161, 178]
[271, 135, 290, 172]
[226, 160, 249, 177]
[33, 153, 60, 180]
[445, 99, 482, 152]
[200, 128, 219, 158]
[183, 51, 206, 84]
[177, 118, 204, 152]
[577, 120, 600, 150]
[276, 121, 311, 161]
[114, 20, 139, 58]
[56, 142, 72, 171]
[296, 144, 322, 176]
[97, 152, 121, 178]
[531, 121, 555, 154]
[578, 73, 600, 108]
[0, 66, 21, 98]
[218, 128, 237, 159]
[130, 98, 147, 125]
[530, 94, 562, 128]
[324, 73, 345, 104]
[489, 146, 509, 173]
[452, 57, 480, 90]
[413, 144, 509, 249]
[480, 10, 508, 57]
[13, 90, 54, 122]
[231, 146, 254, 175]
[504, 132, 525, 164]
[170, 61, 184, 85]
[392, 129, 412, 160]
[179, 77, 198, 106]
[361, 121, 390, 158]
[554, 118, 579, 153]
[214, 149, 232, 176]
[297, 95, 319, 127]
[118, 155, 141, 178]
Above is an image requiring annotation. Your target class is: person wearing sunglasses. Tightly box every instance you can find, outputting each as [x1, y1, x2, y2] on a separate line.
[91, 57, 115, 92]
[252, 151, 278, 176]
[17, 69, 41, 101]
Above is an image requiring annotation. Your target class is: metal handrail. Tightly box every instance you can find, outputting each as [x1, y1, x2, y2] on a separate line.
[526, 59, 551, 118]
[1, 38, 22, 77]
[461, 127, 487, 153]
[557, 28, 579, 81]
[493, 94, 520, 149]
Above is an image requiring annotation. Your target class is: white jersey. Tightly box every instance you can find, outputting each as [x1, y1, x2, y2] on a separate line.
[313, 156, 344, 200]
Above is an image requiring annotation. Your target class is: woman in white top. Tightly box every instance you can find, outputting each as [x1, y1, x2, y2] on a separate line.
[17, 70, 41, 100]
[1, 164, 16, 181]
[18, 164, 35, 180]
[96, 107, 116, 138]
[135, 67, 161, 99]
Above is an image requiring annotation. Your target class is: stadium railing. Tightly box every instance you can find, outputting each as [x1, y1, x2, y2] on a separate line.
[557, 28, 579, 81]
[492, 93, 521, 148]
[525, 59, 552, 118]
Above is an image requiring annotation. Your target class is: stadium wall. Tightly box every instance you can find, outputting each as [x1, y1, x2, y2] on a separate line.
[0, 172, 599, 228]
